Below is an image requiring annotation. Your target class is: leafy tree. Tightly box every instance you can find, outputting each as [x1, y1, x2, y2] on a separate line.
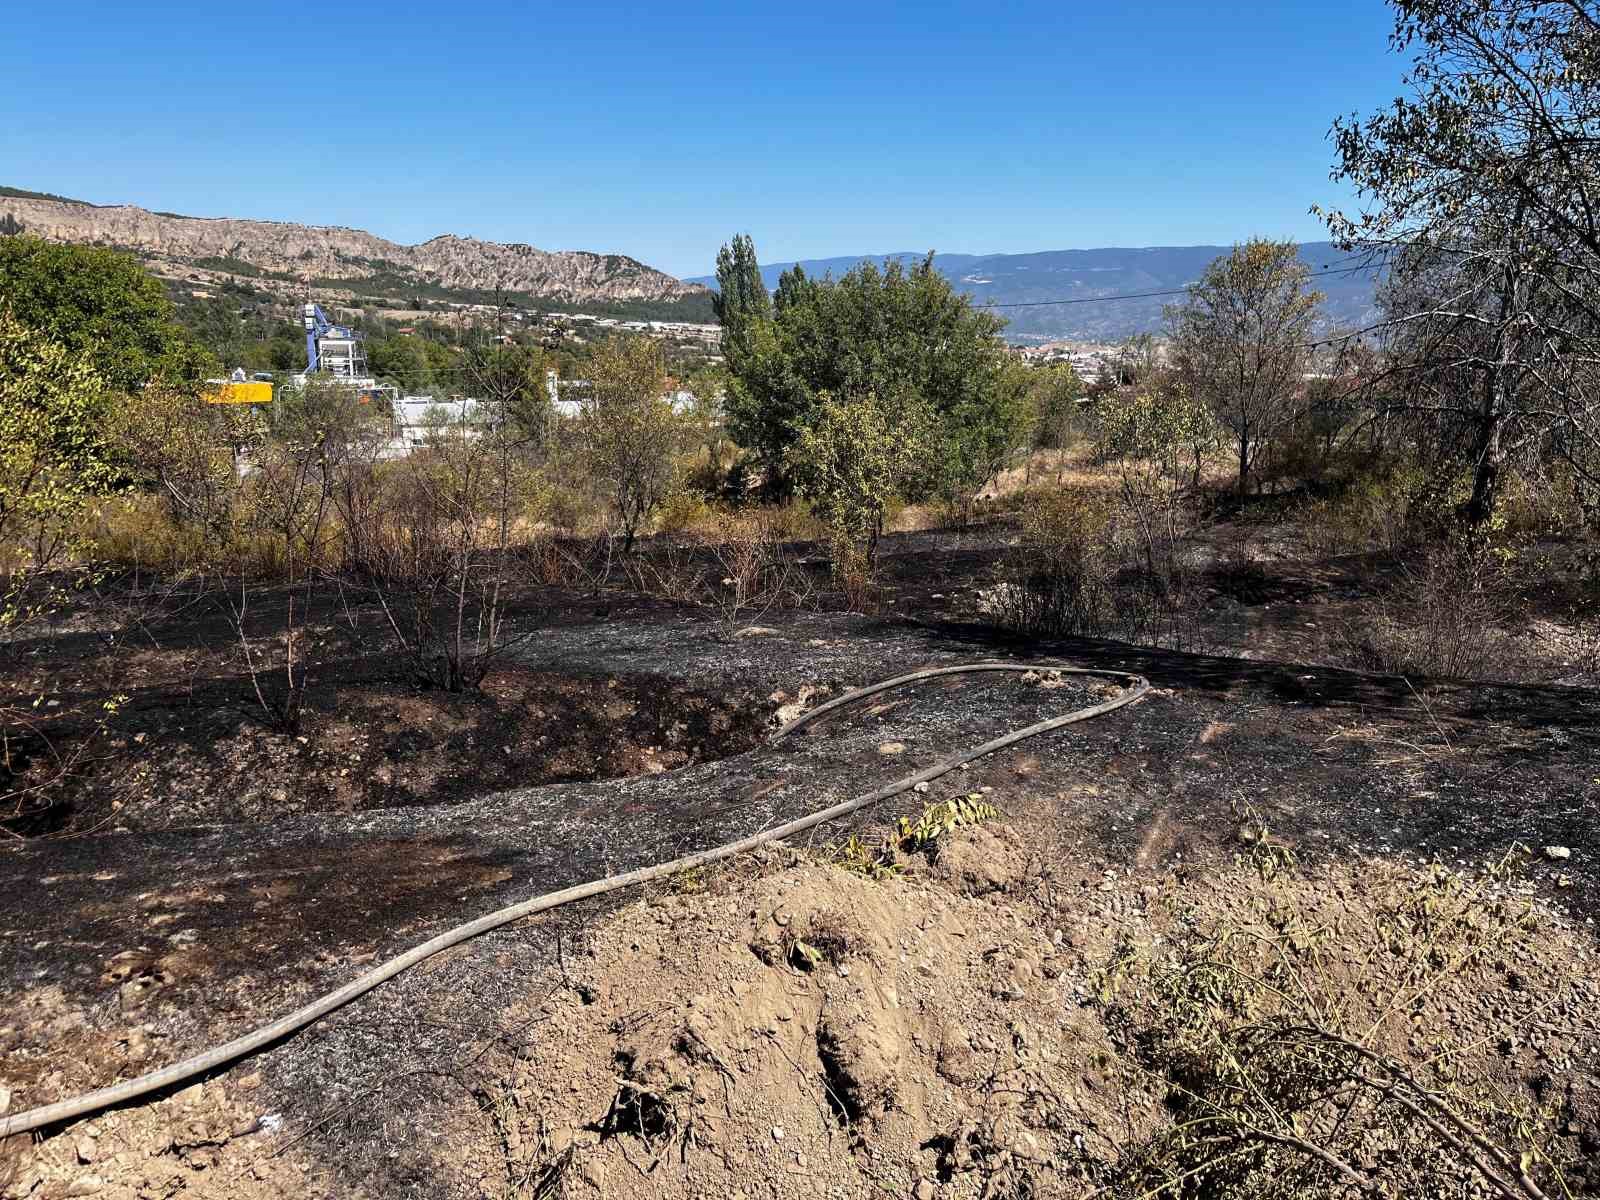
[461, 337, 548, 451]
[0, 310, 123, 631]
[577, 337, 686, 552]
[787, 391, 929, 575]
[712, 232, 771, 367]
[715, 239, 1027, 504]
[1029, 364, 1086, 451]
[1168, 240, 1323, 495]
[367, 334, 435, 392]
[1323, 0, 1600, 525]
[0, 237, 212, 391]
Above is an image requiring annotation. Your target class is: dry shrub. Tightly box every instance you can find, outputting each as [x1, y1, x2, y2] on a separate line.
[832, 546, 878, 613]
[654, 490, 721, 536]
[88, 495, 217, 577]
[1095, 848, 1585, 1198]
[1296, 459, 1465, 559]
[623, 539, 708, 604]
[763, 500, 825, 543]
[524, 477, 601, 536]
[88, 496, 289, 581]
[702, 511, 814, 631]
[1324, 548, 1518, 680]
[987, 488, 1120, 637]
[350, 433, 532, 692]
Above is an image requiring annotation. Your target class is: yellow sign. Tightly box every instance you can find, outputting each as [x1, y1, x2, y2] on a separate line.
[202, 380, 273, 405]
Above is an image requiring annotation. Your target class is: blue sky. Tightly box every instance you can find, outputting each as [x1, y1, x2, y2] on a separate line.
[1, 1, 1406, 278]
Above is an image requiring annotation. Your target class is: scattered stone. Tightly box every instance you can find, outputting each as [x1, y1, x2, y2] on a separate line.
[75, 1135, 98, 1164]
[771, 1125, 784, 1142]
[65, 1176, 104, 1197]
[913, 781, 930, 794]
[733, 626, 779, 640]
[915, 1179, 937, 1200]
[878, 742, 907, 756]
[1544, 845, 1573, 861]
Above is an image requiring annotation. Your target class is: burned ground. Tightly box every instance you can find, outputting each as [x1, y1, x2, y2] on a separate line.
[2, 537, 1599, 1197]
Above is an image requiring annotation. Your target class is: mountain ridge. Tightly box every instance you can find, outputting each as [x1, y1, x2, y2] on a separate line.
[0, 190, 709, 309]
[687, 243, 1382, 342]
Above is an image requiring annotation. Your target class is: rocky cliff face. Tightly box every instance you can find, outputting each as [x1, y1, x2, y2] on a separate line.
[0, 195, 705, 304]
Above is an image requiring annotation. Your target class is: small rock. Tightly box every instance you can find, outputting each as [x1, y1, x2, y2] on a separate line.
[771, 1125, 785, 1142]
[732, 626, 779, 640]
[66, 1176, 104, 1197]
[915, 1180, 937, 1200]
[75, 1135, 98, 1164]
[913, 781, 930, 794]
[1544, 846, 1573, 861]
[878, 742, 907, 756]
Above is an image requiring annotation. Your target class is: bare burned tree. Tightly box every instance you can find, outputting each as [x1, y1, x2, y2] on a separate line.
[1323, 0, 1600, 526]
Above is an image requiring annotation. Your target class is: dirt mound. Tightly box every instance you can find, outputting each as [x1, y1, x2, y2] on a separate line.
[6, 820, 1597, 1199]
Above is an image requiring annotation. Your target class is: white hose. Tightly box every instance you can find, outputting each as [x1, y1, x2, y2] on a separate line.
[0, 660, 1147, 1138]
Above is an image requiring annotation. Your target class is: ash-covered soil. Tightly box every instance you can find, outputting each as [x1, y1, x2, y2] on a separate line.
[3, 605, 1598, 1198]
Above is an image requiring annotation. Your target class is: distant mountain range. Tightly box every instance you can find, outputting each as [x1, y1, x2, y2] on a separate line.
[0, 187, 713, 317]
[687, 244, 1383, 343]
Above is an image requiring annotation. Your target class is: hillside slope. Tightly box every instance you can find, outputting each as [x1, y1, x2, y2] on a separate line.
[0, 191, 708, 307]
[689, 243, 1383, 341]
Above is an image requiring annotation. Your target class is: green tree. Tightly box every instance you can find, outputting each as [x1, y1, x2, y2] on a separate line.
[0, 237, 212, 391]
[787, 391, 929, 576]
[712, 232, 771, 371]
[367, 335, 435, 392]
[577, 337, 687, 552]
[0, 310, 123, 631]
[1168, 240, 1322, 496]
[1025, 364, 1087, 483]
[716, 240, 1026, 504]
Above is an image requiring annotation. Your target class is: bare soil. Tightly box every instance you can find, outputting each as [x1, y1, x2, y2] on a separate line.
[7, 825, 1596, 1199]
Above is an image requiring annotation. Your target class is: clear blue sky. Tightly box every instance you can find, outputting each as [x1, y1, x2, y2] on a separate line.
[1, 1, 1407, 278]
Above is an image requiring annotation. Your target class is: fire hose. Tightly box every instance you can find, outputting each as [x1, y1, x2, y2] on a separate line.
[0, 660, 1148, 1138]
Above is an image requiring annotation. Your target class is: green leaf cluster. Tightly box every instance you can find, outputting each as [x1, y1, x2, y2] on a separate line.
[897, 794, 1000, 852]
[0, 237, 212, 391]
[715, 242, 1029, 505]
[0, 309, 124, 629]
